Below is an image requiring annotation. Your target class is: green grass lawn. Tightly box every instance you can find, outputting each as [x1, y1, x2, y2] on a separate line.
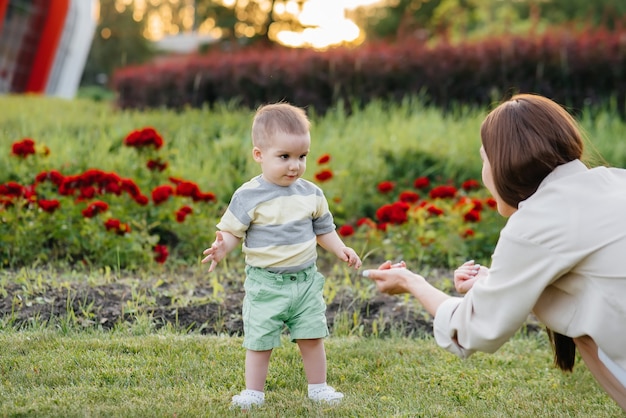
[0, 329, 623, 417]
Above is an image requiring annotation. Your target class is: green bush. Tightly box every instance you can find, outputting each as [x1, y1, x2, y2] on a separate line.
[1, 96, 624, 270]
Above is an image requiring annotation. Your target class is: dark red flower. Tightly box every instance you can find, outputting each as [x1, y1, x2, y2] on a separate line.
[11, 138, 36, 158]
[464, 209, 481, 222]
[175, 205, 193, 223]
[104, 218, 120, 230]
[426, 204, 444, 216]
[461, 228, 475, 238]
[337, 225, 355, 237]
[462, 179, 481, 191]
[147, 159, 168, 171]
[79, 186, 96, 199]
[82, 201, 109, 218]
[377, 181, 395, 194]
[35, 170, 65, 186]
[104, 182, 122, 195]
[317, 154, 331, 165]
[23, 185, 37, 202]
[38, 199, 60, 213]
[314, 169, 333, 182]
[399, 191, 419, 203]
[0, 182, 23, 197]
[429, 185, 457, 199]
[413, 177, 430, 189]
[356, 217, 376, 228]
[151, 185, 174, 205]
[193, 191, 216, 202]
[175, 181, 200, 198]
[104, 218, 131, 235]
[485, 197, 497, 208]
[121, 179, 141, 197]
[376, 201, 410, 225]
[124, 127, 164, 149]
[154, 244, 169, 263]
[134, 195, 149, 206]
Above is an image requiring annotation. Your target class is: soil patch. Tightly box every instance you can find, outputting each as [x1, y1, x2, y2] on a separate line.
[0, 268, 541, 337]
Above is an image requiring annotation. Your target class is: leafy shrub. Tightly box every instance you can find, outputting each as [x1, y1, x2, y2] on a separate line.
[113, 27, 626, 117]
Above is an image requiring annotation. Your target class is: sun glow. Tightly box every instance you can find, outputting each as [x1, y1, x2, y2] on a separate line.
[276, 0, 384, 49]
[113, 0, 385, 50]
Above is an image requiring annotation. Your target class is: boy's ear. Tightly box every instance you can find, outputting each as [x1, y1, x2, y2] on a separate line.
[252, 146, 263, 162]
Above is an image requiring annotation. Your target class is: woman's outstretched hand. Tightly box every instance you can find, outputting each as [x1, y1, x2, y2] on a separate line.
[453, 260, 489, 294]
[362, 260, 418, 295]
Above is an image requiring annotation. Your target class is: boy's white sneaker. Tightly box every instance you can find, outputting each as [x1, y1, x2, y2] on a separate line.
[308, 385, 344, 404]
[231, 389, 265, 409]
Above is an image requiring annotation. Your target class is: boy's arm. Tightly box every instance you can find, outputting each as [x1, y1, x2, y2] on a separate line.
[202, 231, 241, 272]
[317, 231, 362, 269]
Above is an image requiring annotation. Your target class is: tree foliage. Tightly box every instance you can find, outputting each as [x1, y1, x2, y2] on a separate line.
[351, 0, 626, 43]
[81, 0, 154, 86]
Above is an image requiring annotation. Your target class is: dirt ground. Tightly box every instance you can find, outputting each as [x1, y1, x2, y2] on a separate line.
[0, 267, 541, 337]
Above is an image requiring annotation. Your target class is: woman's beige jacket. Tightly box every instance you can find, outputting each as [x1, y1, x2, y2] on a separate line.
[435, 159, 626, 371]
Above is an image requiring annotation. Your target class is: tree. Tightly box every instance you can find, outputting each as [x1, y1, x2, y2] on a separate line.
[194, 0, 308, 47]
[81, 0, 154, 87]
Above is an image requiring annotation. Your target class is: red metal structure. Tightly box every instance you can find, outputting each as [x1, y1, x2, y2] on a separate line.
[0, 0, 98, 98]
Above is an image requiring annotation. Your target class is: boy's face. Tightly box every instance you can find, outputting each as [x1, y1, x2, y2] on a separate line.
[253, 131, 310, 187]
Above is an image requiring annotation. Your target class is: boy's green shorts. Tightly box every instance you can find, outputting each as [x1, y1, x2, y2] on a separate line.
[242, 264, 329, 351]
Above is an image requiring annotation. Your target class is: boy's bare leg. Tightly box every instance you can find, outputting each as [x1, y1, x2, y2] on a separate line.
[245, 349, 272, 391]
[297, 338, 326, 384]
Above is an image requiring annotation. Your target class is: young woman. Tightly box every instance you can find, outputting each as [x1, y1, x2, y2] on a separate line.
[364, 94, 626, 410]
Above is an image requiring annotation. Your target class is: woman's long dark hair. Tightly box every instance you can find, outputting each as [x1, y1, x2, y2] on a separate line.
[547, 329, 576, 371]
[481, 94, 583, 372]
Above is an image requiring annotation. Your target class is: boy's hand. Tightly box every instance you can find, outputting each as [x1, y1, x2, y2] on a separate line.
[201, 231, 227, 272]
[339, 246, 362, 269]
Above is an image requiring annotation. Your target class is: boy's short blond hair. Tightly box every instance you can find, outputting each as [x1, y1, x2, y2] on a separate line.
[251, 103, 310, 148]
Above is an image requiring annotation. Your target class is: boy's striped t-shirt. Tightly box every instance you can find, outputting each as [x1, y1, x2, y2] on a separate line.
[216, 175, 336, 273]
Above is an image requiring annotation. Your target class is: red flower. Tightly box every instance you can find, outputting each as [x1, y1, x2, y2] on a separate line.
[124, 127, 164, 149]
[134, 195, 149, 206]
[11, 138, 36, 158]
[121, 179, 141, 197]
[23, 185, 37, 202]
[104, 182, 122, 195]
[463, 209, 481, 222]
[413, 177, 430, 189]
[485, 197, 497, 208]
[154, 244, 169, 264]
[399, 190, 419, 203]
[462, 179, 481, 191]
[38, 199, 60, 213]
[337, 225, 355, 237]
[175, 205, 193, 223]
[79, 186, 96, 199]
[377, 181, 395, 194]
[429, 185, 457, 199]
[104, 218, 131, 235]
[461, 228, 475, 238]
[0, 182, 23, 197]
[376, 202, 410, 225]
[82, 201, 109, 218]
[35, 170, 64, 186]
[175, 181, 200, 198]
[151, 185, 175, 205]
[147, 159, 168, 171]
[193, 191, 216, 202]
[314, 169, 333, 182]
[356, 217, 376, 229]
[426, 204, 444, 216]
[104, 218, 120, 230]
[317, 154, 331, 165]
